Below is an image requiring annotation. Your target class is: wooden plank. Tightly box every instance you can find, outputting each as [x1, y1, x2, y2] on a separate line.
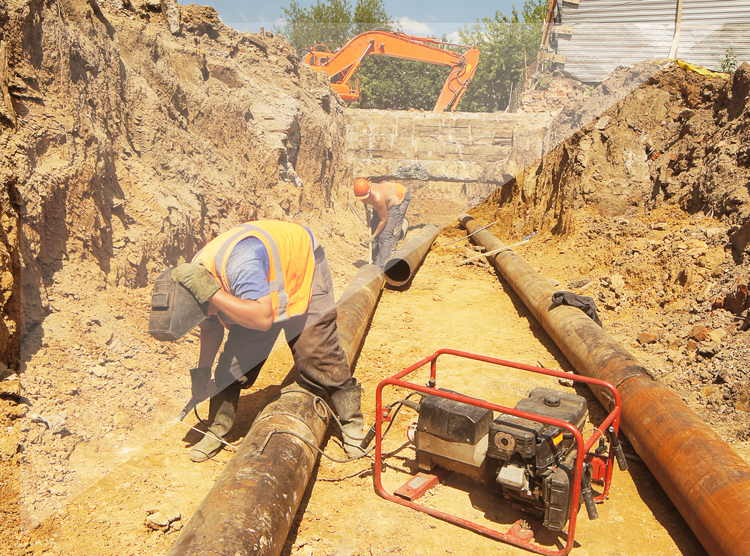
[553, 25, 573, 36]
[563, 0, 580, 4]
[668, 0, 684, 59]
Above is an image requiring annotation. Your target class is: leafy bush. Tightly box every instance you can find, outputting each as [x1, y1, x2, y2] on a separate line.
[720, 47, 739, 74]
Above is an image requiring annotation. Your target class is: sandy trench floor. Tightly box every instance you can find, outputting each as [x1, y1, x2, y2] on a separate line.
[13, 224, 710, 556]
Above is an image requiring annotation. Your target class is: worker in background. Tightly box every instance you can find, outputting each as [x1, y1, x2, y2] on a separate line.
[171, 220, 365, 462]
[353, 178, 411, 270]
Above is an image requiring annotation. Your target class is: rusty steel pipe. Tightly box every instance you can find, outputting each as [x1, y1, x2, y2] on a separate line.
[384, 224, 440, 286]
[167, 264, 385, 556]
[335, 265, 387, 368]
[459, 213, 750, 556]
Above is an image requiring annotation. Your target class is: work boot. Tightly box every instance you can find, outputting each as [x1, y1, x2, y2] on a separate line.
[329, 379, 366, 458]
[189, 385, 239, 463]
[396, 217, 409, 242]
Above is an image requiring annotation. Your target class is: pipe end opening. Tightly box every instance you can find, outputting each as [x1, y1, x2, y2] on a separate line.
[384, 259, 411, 286]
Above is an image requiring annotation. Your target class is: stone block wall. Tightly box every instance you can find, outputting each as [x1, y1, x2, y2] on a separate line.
[345, 109, 550, 185]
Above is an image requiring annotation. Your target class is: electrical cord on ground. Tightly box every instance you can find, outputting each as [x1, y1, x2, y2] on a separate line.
[171, 415, 239, 451]
[360, 391, 421, 450]
[270, 388, 422, 463]
[175, 386, 423, 466]
[265, 428, 374, 463]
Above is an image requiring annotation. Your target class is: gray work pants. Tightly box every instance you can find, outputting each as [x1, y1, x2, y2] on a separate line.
[371, 190, 411, 270]
[210, 247, 352, 397]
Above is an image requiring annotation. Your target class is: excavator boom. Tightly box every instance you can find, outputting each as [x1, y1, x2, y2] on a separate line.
[302, 31, 479, 112]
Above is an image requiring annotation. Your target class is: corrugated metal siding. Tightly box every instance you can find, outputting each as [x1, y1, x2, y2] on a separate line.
[555, 23, 673, 82]
[679, 1, 750, 70]
[555, 0, 750, 82]
[559, 0, 678, 23]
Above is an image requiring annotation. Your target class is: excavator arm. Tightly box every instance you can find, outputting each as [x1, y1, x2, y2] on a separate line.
[302, 30, 479, 112]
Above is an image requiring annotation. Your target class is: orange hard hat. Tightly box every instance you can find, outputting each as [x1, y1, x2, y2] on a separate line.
[353, 178, 371, 198]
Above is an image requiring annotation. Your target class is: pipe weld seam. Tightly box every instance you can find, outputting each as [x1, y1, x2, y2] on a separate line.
[612, 370, 654, 390]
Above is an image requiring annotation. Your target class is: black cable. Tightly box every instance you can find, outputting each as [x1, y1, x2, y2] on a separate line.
[193, 405, 209, 428]
[265, 428, 374, 463]
[376, 392, 421, 444]
[189, 387, 421, 465]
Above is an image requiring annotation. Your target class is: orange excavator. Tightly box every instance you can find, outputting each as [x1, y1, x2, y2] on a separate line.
[301, 30, 480, 112]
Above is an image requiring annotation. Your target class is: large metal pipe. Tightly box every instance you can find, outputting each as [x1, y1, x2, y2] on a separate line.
[384, 224, 440, 286]
[459, 213, 750, 556]
[335, 265, 388, 367]
[167, 264, 385, 556]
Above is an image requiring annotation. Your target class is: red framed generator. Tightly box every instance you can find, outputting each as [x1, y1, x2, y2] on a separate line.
[372, 349, 626, 556]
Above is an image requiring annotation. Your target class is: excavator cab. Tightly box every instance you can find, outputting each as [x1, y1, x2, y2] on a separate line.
[301, 44, 333, 66]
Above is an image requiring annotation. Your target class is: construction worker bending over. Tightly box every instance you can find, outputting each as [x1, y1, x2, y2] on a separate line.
[171, 220, 365, 462]
[353, 178, 411, 270]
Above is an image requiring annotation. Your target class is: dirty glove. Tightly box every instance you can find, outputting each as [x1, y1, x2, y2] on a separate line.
[365, 235, 376, 245]
[189, 367, 212, 400]
[172, 263, 221, 304]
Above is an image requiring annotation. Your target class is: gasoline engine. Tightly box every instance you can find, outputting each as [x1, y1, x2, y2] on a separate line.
[408, 387, 595, 531]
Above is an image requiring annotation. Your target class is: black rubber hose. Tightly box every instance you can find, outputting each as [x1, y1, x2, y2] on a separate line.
[608, 426, 629, 471]
[580, 464, 599, 520]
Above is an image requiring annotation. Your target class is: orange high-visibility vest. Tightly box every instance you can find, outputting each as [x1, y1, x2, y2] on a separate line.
[383, 181, 406, 202]
[192, 221, 315, 322]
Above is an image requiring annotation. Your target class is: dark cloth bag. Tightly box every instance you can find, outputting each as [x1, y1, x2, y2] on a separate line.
[551, 290, 603, 327]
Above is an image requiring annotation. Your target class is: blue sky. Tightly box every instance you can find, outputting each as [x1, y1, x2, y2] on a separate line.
[201, 0, 524, 43]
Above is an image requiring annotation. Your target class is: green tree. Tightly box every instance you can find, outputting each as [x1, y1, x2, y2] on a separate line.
[279, 0, 451, 110]
[458, 0, 547, 112]
[278, 0, 546, 112]
[352, 57, 452, 111]
[352, 0, 390, 35]
[278, 0, 390, 53]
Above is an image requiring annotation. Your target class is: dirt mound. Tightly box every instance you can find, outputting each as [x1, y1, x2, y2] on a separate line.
[474, 60, 750, 446]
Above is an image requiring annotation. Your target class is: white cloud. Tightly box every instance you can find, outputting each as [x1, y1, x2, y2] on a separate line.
[446, 31, 462, 44]
[395, 17, 436, 37]
[235, 13, 272, 24]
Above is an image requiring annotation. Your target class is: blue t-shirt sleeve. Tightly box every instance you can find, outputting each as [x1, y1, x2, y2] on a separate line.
[224, 237, 271, 300]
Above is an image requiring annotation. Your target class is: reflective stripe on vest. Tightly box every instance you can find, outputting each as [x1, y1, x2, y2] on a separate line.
[385, 181, 406, 202]
[192, 221, 315, 322]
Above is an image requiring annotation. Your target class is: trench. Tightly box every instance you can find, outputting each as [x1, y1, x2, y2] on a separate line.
[20, 220, 712, 556]
[8, 38, 749, 556]
[173, 213, 750, 556]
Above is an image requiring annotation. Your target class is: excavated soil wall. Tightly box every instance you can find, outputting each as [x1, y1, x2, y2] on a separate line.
[0, 0, 363, 373]
[472, 61, 750, 448]
[487, 62, 750, 241]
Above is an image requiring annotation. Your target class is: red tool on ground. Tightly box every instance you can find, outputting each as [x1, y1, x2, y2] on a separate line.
[371, 349, 626, 556]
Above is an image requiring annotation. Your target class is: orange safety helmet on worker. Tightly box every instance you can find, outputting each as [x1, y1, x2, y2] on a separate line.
[192, 221, 315, 322]
[353, 178, 370, 198]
